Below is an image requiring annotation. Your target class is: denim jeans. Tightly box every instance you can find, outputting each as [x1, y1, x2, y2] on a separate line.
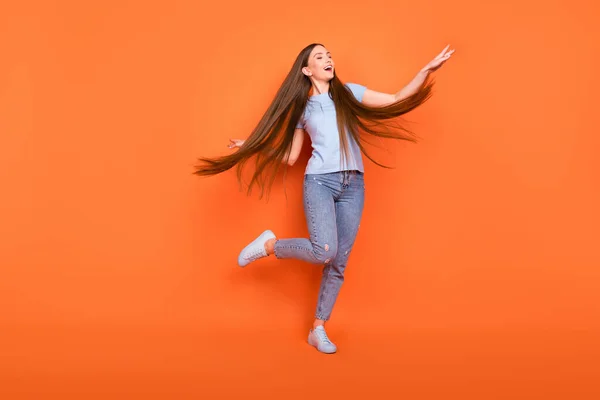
[273, 170, 365, 321]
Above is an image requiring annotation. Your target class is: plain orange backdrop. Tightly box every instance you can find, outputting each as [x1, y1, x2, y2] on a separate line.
[1, 0, 599, 399]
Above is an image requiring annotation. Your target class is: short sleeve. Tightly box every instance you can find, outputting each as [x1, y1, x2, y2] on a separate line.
[345, 83, 367, 103]
[295, 107, 306, 129]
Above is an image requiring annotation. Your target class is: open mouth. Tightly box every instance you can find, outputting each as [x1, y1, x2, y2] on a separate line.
[324, 65, 333, 72]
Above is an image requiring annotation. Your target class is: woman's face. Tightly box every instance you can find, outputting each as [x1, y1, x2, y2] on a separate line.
[303, 45, 335, 82]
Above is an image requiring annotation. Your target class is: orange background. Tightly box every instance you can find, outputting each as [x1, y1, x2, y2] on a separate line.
[1, 0, 599, 399]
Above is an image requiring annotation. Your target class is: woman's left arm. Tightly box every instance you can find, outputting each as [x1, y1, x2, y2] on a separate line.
[362, 44, 455, 107]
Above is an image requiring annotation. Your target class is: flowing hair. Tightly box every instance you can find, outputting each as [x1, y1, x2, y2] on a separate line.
[194, 43, 434, 198]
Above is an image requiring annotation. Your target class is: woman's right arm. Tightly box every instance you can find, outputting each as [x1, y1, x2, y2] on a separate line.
[284, 128, 304, 166]
[228, 128, 305, 166]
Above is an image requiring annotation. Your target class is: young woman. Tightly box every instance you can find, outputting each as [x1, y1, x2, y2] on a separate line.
[195, 43, 453, 354]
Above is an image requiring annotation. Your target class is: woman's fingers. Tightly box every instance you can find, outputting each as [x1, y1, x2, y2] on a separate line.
[436, 46, 455, 60]
[228, 139, 243, 149]
[436, 44, 450, 59]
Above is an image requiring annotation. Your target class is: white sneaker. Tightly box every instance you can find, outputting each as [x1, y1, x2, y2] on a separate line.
[237, 230, 276, 267]
[308, 325, 337, 354]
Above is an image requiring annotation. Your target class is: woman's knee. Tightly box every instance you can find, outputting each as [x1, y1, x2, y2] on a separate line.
[313, 242, 337, 264]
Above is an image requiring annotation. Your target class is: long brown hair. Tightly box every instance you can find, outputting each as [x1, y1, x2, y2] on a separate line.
[194, 43, 434, 198]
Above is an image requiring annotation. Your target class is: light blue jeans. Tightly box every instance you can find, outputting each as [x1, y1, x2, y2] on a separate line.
[273, 170, 365, 321]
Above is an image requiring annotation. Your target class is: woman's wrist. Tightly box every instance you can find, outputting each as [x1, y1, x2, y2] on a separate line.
[418, 67, 431, 76]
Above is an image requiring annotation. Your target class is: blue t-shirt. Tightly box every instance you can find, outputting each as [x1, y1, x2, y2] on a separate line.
[295, 83, 367, 175]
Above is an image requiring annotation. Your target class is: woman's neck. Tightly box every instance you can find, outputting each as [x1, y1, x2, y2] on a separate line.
[310, 79, 330, 96]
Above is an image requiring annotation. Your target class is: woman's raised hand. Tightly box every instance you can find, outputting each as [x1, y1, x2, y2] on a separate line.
[422, 44, 455, 73]
[227, 139, 245, 149]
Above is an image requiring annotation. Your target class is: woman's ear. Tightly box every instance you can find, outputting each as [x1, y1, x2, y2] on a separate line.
[302, 67, 312, 77]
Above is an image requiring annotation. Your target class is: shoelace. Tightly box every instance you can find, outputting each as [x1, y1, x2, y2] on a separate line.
[315, 329, 332, 344]
[244, 247, 265, 261]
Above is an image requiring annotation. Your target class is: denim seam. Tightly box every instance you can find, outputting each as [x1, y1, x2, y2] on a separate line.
[317, 265, 333, 320]
[304, 185, 318, 245]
